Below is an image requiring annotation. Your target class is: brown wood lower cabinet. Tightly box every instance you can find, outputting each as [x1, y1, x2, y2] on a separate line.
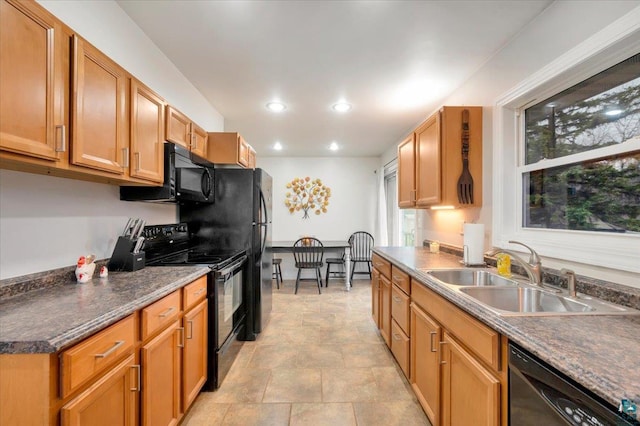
[61, 354, 138, 426]
[183, 299, 208, 410]
[410, 302, 442, 425]
[141, 320, 182, 426]
[379, 274, 392, 346]
[371, 268, 380, 327]
[0, 276, 209, 425]
[441, 332, 500, 426]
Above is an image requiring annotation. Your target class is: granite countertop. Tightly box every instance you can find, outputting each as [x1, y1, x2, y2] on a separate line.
[373, 246, 640, 409]
[0, 266, 210, 354]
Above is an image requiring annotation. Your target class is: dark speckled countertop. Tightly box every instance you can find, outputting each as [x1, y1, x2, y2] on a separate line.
[373, 246, 640, 409]
[0, 266, 209, 354]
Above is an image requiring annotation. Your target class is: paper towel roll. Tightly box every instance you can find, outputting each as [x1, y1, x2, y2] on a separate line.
[463, 223, 485, 265]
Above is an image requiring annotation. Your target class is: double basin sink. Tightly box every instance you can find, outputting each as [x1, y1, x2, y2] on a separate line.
[420, 269, 639, 316]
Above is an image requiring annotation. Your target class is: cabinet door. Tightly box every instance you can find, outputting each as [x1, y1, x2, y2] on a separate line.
[248, 146, 256, 169]
[415, 113, 441, 206]
[142, 320, 181, 426]
[0, 0, 67, 162]
[397, 135, 415, 208]
[130, 79, 164, 183]
[183, 300, 208, 411]
[371, 268, 380, 328]
[441, 332, 500, 426]
[237, 135, 249, 167]
[61, 354, 139, 426]
[190, 123, 207, 159]
[379, 275, 392, 347]
[410, 303, 441, 426]
[165, 106, 190, 149]
[71, 35, 127, 175]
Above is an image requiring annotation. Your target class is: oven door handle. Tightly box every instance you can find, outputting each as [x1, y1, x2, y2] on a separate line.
[215, 255, 247, 276]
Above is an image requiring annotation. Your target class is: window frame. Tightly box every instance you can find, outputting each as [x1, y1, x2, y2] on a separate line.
[493, 9, 640, 274]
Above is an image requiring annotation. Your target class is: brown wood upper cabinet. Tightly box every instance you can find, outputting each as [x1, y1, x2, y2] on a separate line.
[398, 106, 483, 208]
[71, 35, 128, 175]
[0, 0, 69, 165]
[165, 105, 207, 159]
[130, 79, 165, 184]
[207, 132, 256, 169]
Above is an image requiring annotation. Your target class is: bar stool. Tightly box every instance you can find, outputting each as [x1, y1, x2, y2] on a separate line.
[272, 258, 283, 289]
[325, 256, 345, 287]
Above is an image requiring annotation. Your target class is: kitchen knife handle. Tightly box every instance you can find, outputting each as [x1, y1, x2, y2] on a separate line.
[55, 125, 66, 152]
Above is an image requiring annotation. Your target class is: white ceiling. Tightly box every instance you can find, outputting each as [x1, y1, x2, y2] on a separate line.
[117, 0, 552, 157]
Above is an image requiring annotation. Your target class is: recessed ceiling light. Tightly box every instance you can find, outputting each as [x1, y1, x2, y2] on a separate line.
[266, 102, 286, 112]
[273, 141, 283, 151]
[329, 142, 339, 151]
[332, 102, 351, 113]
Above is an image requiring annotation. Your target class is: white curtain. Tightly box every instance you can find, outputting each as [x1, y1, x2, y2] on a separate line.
[376, 166, 389, 246]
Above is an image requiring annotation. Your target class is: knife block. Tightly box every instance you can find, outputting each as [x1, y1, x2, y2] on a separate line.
[108, 236, 145, 272]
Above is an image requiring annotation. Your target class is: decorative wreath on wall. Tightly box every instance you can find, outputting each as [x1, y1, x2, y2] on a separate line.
[284, 177, 331, 219]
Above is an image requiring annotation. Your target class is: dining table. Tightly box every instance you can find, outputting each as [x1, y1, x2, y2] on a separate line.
[271, 240, 351, 290]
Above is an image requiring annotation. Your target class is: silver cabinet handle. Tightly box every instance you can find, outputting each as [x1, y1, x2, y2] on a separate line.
[135, 152, 140, 171]
[122, 147, 130, 168]
[130, 364, 141, 391]
[411, 189, 417, 202]
[193, 288, 206, 297]
[191, 133, 197, 151]
[55, 125, 66, 152]
[94, 340, 124, 358]
[177, 327, 185, 348]
[392, 333, 402, 341]
[439, 341, 447, 365]
[392, 296, 401, 303]
[392, 275, 402, 283]
[158, 306, 175, 318]
[186, 320, 194, 340]
[430, 331, 437, 353]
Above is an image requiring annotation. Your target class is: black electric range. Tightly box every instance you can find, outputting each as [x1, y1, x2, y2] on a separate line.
[142, 223, 248, 391]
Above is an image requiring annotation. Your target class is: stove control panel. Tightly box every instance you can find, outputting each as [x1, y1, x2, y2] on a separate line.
[143, 223, 189, 246]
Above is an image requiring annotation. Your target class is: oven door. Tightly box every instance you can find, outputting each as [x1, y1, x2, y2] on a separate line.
[213, 256, 246, 349]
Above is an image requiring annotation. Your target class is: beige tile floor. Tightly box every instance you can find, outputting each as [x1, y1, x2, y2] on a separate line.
[181, 278, 431, 426]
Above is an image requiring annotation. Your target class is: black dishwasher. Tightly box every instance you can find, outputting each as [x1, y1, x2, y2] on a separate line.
[509, 343, 638, 425]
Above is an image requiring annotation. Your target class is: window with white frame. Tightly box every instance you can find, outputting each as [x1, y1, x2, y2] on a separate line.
[521, 54, 639, 234]
[494, 14, 640, 275]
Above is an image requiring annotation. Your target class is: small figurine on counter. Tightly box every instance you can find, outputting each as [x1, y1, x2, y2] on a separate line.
[75, 255, 97, 283]
[99, 265, 109, 278]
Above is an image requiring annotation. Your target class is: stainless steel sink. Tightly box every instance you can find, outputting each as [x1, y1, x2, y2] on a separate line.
[425, 269, 519, 287]
[420, 268, 640, 316]
[459, 286, 594, 314]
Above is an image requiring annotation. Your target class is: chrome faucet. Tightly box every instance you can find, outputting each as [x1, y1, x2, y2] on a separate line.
[487, 240, 543, 286]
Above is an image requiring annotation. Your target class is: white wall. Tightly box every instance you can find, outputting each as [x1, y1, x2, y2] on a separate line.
[0, 1, 225, 279]
[257, 156, 379, 279]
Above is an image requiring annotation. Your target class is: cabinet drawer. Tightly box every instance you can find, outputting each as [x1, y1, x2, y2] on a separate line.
[391, 319, 410, 378]
[183, 276, 207, 312]
[391, 284, 410, 335]
[371, 253, 391, 279]
[391, 267, 410, 294]
[141, 290, 181, 341]
[60, 314, 136, 398]
[412, 282, 500, 371]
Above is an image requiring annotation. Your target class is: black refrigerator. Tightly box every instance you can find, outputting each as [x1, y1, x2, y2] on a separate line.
[180, 168, 273, 340]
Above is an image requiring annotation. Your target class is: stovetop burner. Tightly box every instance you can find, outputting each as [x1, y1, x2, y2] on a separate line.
[142, 223, 246, 270]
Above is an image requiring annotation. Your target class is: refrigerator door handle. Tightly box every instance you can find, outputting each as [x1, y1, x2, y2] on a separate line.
[259, 223, 268, 258]
[259, 189, 269, 225]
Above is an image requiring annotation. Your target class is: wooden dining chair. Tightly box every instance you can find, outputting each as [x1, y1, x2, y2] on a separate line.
[348, 231, 374, 282]
[292, 237, 324, 294]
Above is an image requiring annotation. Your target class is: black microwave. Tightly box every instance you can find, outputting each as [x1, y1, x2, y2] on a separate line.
[120, 143, 214, 203]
